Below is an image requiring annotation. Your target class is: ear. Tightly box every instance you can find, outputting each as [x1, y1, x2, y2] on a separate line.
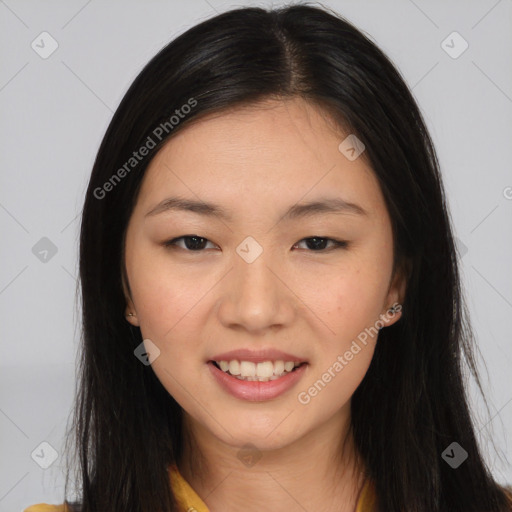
[122, 265, 140, 327]
[379, 259, 410, 328]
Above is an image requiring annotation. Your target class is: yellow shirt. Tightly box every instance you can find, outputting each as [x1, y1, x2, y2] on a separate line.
[24, 465, 376, 511]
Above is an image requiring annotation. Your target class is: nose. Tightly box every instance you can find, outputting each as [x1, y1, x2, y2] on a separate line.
[216, 252, 296, 334]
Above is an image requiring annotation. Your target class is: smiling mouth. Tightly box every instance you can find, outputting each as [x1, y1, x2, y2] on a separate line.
[210, 360, 307, 382]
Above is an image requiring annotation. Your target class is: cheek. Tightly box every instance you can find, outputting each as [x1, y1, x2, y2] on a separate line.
[304, 260, 389, 405]
[127, 248, 208, 340]
[319, 265, 389, 340]
[130, 263, 207, 399]
[298, 323, 376, 414]
[302, 350, 374, 415]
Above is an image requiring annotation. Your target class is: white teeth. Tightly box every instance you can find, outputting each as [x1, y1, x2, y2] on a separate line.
[273, 360, 284, 375]
[228, 360, 241, 375]
[284, 361, 294, 372]
[240, 361, 256, 377]
[214, 359, 304, 381]
[256, 361, 274, 377]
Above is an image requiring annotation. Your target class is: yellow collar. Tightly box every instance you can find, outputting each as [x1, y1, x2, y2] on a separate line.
[168, 465, 376, 512]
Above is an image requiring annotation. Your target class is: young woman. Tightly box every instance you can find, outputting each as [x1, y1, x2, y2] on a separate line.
[25, 4, 512, 512]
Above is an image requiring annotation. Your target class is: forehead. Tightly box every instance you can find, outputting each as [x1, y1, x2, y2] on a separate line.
[135, 97, 384, 220]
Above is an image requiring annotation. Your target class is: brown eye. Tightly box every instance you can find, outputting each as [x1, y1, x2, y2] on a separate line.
[293, 237, 348, 251]
[164, 235, 217, 251]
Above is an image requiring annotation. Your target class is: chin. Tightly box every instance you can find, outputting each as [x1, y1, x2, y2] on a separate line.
[215, 416, 306, 451]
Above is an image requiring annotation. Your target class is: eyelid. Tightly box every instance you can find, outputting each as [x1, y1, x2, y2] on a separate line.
[293, 237, 348, 250]
[163, 235, 218, 250]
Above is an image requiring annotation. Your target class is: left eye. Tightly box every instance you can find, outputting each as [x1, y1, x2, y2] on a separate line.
[163, 235, 348, 252]
[293, 237, 348, 251]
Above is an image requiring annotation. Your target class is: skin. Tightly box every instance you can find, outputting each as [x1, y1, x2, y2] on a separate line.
[124, 97, 406, 512]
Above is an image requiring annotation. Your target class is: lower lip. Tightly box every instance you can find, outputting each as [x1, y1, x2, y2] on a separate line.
[207, 361, 308, 402]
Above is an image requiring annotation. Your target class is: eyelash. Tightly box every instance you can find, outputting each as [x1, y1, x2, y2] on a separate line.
[163, 235, 349, 253]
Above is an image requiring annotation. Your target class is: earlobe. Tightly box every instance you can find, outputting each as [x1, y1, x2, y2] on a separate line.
[125, 309, 140, 326]
[380, 261, 409, 328]
[122, 265, 139, 326]
[377, 303, 402, 330]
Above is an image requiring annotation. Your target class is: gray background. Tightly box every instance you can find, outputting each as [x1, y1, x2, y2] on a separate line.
[1, 0, 511, 509]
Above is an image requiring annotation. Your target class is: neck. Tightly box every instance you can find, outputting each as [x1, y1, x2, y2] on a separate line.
[178, 407, 367, 512]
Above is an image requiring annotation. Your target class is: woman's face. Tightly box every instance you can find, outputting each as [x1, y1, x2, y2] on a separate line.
[124, 97, 404, 451]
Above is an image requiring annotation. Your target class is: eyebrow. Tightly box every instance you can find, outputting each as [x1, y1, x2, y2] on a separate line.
[145, 196, 368, 221]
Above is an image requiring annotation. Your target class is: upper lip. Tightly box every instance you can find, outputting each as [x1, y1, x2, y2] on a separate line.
[209, 348, 307, 364]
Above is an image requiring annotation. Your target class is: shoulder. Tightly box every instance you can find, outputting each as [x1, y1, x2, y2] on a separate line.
[356, 477, 377, 512]
[23, 504, 68, 512]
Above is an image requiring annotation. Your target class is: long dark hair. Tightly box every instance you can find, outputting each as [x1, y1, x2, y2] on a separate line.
[64, 4, 512, 511]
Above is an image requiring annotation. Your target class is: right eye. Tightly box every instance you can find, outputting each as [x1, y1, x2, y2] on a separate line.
[163, 235, 218, 251]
